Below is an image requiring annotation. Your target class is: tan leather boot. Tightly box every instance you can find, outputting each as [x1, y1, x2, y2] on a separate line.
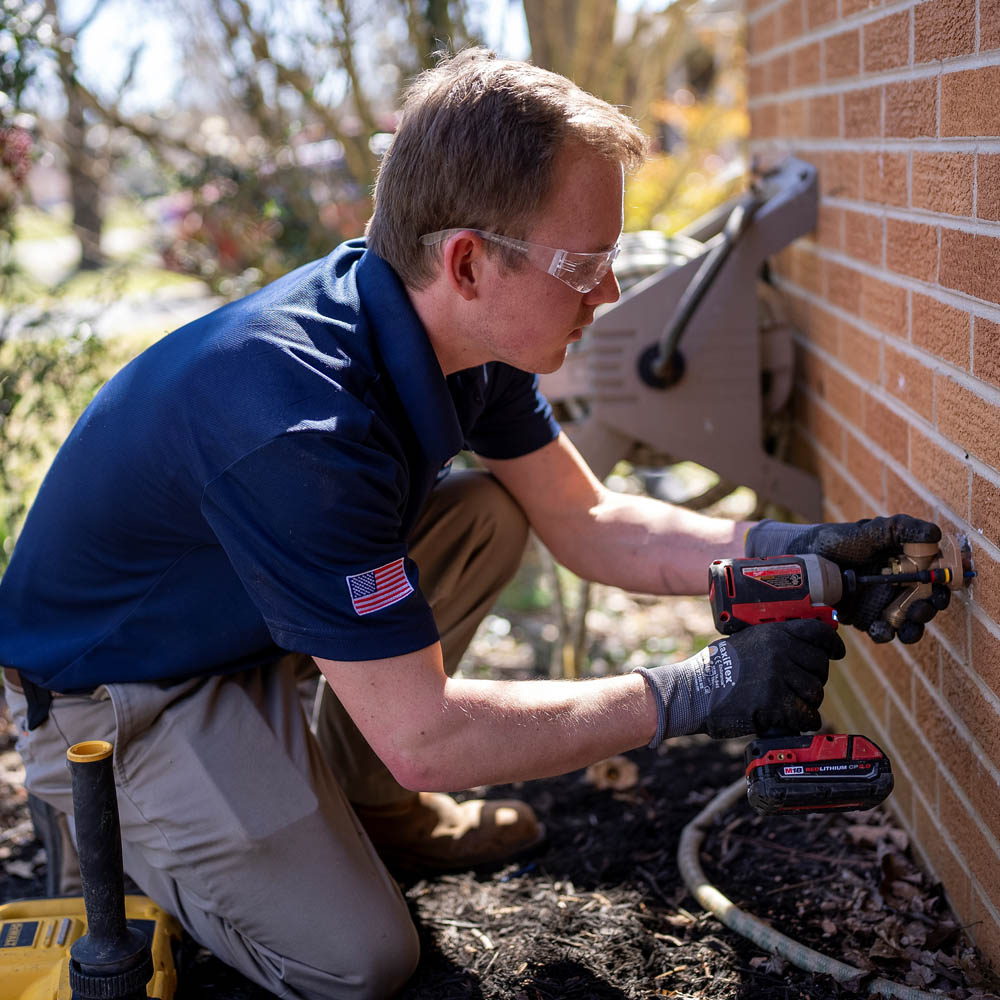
[355, 792, 545, 872]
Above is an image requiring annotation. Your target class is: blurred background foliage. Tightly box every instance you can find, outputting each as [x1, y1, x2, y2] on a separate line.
[0, 0, 748, 599]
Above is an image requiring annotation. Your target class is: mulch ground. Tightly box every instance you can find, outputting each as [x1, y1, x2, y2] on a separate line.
[2, 701, 998, 1000]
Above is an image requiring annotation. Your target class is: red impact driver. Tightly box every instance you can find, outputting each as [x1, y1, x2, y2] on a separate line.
[707, 534, 975, 815]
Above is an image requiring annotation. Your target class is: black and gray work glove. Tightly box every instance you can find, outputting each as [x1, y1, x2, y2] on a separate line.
[745, 514, 949, 645]
[634, 619, 845, 744]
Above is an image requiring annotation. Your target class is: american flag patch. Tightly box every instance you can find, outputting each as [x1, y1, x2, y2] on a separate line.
[346, 558, 413, 616]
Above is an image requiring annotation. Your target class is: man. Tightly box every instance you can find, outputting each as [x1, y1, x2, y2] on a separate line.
[0, 49, 946, 999]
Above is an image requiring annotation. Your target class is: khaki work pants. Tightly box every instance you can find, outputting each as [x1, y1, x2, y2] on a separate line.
[6, 470, 528, 1000]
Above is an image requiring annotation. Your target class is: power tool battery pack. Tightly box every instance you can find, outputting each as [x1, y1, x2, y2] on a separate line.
[744, 733, 894, 815]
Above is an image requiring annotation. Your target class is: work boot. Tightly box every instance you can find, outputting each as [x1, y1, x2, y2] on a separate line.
[355, 792, 545, 872]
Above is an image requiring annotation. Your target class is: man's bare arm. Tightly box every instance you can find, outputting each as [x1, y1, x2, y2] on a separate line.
[483, 432, 752, 596]
[315, 644, 657, 793]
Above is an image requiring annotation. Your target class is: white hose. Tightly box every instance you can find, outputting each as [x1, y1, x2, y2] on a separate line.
[677, 776, 945, 1000]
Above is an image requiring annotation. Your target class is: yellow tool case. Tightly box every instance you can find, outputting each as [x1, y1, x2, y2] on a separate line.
[0, 894, 180, 1000]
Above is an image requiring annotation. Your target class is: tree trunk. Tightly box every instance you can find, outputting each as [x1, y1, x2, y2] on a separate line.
[64, 81, 104, 271]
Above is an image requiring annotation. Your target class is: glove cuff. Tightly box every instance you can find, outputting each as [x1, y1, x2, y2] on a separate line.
[745, 519, 821, 557]
[633, 668, 668, 748]
[632, 661, 703, 748]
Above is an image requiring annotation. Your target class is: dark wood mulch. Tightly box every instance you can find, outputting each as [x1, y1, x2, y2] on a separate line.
[2, 704, 999, 1000]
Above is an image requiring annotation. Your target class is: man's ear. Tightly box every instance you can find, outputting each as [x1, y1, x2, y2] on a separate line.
[442, 234, 482, 302]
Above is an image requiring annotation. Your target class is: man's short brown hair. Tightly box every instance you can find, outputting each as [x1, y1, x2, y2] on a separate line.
[365, 48, 648, 290]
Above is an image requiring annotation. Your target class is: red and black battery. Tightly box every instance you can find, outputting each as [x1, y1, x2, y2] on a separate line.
[744, 733, 894, 815]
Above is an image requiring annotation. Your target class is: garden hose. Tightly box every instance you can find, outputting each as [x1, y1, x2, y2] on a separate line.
[677, 776, 944, 1000]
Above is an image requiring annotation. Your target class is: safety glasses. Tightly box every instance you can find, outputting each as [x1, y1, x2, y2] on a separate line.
[419, 229, 620, 294]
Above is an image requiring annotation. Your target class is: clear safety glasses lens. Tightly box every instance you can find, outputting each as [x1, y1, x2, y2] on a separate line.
[547, 245, 620, 294]
[420, 230, 619, 294]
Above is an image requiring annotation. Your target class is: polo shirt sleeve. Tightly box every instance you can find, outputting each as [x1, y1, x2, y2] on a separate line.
[200, 430, 439, 662]
[466, 365, 561, 460]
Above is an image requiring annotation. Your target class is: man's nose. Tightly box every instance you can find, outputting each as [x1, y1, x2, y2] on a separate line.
[585, 267, 621, 306]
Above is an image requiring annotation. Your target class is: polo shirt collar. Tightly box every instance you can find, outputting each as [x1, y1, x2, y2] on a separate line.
[355, 247, 464, 467]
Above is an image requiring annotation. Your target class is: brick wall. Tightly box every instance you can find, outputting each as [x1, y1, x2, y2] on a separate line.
[746, 0, 1000, 963]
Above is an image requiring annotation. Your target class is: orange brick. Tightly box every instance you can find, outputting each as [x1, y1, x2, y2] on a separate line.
[749, 63, 768, 98]
[776, 0, 804, 44]
[887, 758, 915, 828]
[939, 780, 1000, 905]
[865, 10, 911, 73]
[816, 204, 843, 251]
[748, 9, 777, 56]
[791, 41, 821, 88]
[750, 103, 778, 139]
[942, 67, 1000, 136]
[793, 244, 822, 296]
[912, 153, 974, 216]
[876, 639, 916, 707]
[831, 649, 884, 741]
[823, 151, 861, 199]
[842, 0, 883, 16]
[807, 0, 839, 27]
[804, 299, 839, 354]
[840, 319, 881, 381]
[769, 52, 791, 94]
[974, 318, 1000, 390]
[844, 86, 881, 138]
[914, 0, 976, 62]
[822, 460, 868, 521]
[807, 94, 839, 138]
[778, 97, 806, 136]
[826, 259, 862, 313]
[860, 274, 907, 336]
[971, 543, 1000, 640]
[864, 395, 909, 464]
[973, 475, 1000, 550]
[885, 78, 938, 138]
[969, 885, 1000, 971]
[804, 391, 846, 460]
[888, 697, 936, 785]
[929, 598, 968, 663]
[984, 0, 1000, 52]
[914, 794, 972, 919]
[969, 763, 1000, 846]
[940, 229, 1000, 306]
[843, 210, 882, 267]
[886, 466, 934, 522]
[910, 428, 969, 515]
[846, 428, 884, 503]
[886, 219, 938, 283]
[977, 155, 1000, 221]
[907, 628, 942, 690]
[819, 357, 865, 419]
[942, 646, 1000, 770]
[912, 293, 970, 368]
[971, 616, 1000, 700]
[915, 667, 966, 786]
[937, 375, 1000, 468]
[885, 345, 934, 421]
[862, 152, 908, 207]
[825, 30, 860, 81]
[789, 425, 822, 476]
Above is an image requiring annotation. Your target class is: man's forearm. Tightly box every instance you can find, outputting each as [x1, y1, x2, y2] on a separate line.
[540, 489, 753, 597]
[393, 673, 658, 793]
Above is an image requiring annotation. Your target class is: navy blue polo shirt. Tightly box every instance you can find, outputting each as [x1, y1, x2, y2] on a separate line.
[0, 240, 560, 691]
